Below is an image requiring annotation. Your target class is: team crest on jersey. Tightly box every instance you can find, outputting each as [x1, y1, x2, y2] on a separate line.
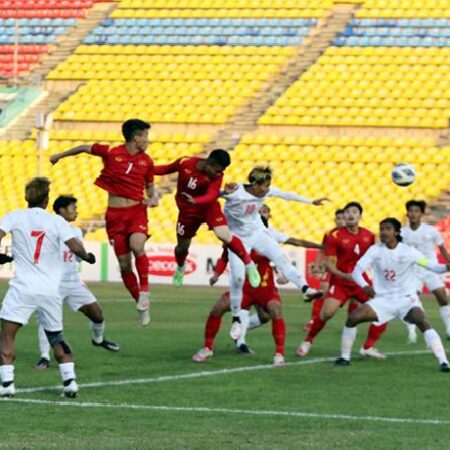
[115, 156, 124, 162]
[363, 237, 371, 242]
[138, 160, 147, 166]
[342, 238, 350, 244]
[184, 169, 192, 174]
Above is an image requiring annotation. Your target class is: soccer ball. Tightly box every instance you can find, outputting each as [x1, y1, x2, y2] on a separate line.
[391, 163, 416, 187]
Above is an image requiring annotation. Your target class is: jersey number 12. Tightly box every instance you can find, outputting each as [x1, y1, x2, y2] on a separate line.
[31, 230, 45, 263]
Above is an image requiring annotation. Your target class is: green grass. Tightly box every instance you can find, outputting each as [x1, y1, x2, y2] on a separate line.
[1, 281, 450, 449]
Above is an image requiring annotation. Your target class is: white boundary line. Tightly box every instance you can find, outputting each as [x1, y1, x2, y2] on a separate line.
[17, 350, 430, 394]
[2, 397, 450, 426]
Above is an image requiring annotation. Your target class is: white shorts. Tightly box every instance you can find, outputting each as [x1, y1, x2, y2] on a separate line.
[0, 286, 62, 331]
[60, 281, 96, 312]
[367, 294, 423, 325]
[415, 267, 445, 293]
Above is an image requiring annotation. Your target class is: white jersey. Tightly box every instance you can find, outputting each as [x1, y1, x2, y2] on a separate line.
[0, 208, 76, 295]
[353, 242, 429, 297]
[223, 184, 313, 237]
[61, 225, 83, 283]
[401, 223, 443, 263]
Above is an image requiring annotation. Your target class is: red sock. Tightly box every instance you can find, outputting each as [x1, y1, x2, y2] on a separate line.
[227, 236, 252, 265]
[272, 317, 286, 355]
[306, 317, 326, 343]
[204, 315, 222, 350]
[363, 323, 387, 349]
[121, 270, 140, 302]
[312, 298, 324, 321]
[175, 248, 188, 268]
[135, 254, 149, 292]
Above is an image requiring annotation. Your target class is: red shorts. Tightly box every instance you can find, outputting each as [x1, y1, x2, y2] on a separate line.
[223, 286, 281, 311]
[326, 277, 369, 306]
[105, 203, 148, 256]
[176, 201, 227, 239]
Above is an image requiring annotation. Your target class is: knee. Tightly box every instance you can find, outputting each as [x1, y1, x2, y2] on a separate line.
[210, 303, 227, 317]
[119, 259, 132, 272]
[320, 310, 334, 322]
[175, 243, 189, 254]
[45, 330, 72, 355]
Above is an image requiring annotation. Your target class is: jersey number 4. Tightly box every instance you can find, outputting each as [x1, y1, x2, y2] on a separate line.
[31, 230, 45, 263]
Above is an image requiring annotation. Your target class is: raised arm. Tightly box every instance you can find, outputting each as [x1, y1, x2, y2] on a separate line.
[285, 237, 324, 249]
[181, 177, 222, 206]
[417, 256, 450, 274]
[50, 144, 92, 165]
[268, 187, 330, 205]
[153, 158, 182, 176]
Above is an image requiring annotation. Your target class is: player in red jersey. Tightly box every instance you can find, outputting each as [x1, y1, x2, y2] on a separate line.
[297, 202, 387, 361]
[50, 119, 156, 326]
[304, 209, 346, 332]
[154, 150, 260, 288]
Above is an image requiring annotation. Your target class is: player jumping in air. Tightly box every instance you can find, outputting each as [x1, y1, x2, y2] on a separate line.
[50, 119, 156, 326]
[0, 178, 96, 397]
[345, 218, 450, 372]
[153, 150, 260, 289]
[401, 200, 450, 343]
[35, 196, 119, 371]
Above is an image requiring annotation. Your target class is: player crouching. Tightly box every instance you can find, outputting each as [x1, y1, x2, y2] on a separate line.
[339, 218, 450, 372]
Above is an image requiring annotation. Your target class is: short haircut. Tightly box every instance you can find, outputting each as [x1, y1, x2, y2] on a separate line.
[248, 166, 272, 185]
[380, 217, 403, 242]
[122, 119, 151, 142]
[206, 149, 231, 168]
[53, 195, 77, 214]
[335, 208, 344, 216]
[406, 199, 427, 213]
[25, 177, 50, 207]
[343, 201, 363, 215]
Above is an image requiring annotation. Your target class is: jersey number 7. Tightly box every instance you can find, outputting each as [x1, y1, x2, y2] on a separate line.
[31, 230, 46, 263]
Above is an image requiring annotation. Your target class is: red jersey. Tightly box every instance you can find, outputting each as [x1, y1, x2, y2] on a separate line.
[243, 251, 275, 292]
[325, 226, 375, 274]
[91, 143, 154, 202]
[154, 156, 222, 211]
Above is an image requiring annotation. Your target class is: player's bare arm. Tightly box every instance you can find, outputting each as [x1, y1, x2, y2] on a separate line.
[65, 237, 96, 264]
[325, 255, 353, 281]
[438, 244, 450, 265]
[50, 144, 92, 165]
[285, 237, 324, 249]
[0, 229, 13, 264]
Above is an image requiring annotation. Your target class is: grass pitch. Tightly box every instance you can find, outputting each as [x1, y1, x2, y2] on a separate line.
[1, 281, 450, 449]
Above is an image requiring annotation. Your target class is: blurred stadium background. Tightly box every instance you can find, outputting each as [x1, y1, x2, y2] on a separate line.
[0, 0, 449, 248]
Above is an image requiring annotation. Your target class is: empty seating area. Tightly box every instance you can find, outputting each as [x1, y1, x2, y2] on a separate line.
[0, 0, 93, 18]
[260, 47, 450, 128]
[49, 46, 295, 124]
[351, 0, 450, 18]
[85, 18, 315, 46]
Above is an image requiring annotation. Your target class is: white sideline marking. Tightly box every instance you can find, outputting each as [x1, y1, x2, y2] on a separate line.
[2, 397, 449, 426]
[17, 350, 429, 394]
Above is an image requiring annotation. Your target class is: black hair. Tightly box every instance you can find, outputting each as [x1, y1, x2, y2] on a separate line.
[53, 195, 77, 214]
[380, 217, 403, 242]
[335, 208, 344, 216]
[248, 166, 273, 185]
[405, 199, 427, 214]
[343, 201, 363, 215]
[121, 119, 151, 142]
[206, 149, 231, 168]
[260, 215, 269, 228]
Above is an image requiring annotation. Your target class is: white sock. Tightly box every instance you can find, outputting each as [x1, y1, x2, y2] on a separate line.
[248, 313, 262, 330]
[424, 329, 449, 365]
[439, 306, 450, 334]
[0, 365, 14, 384]
[341, 326, 358, 361]
[59, 362, 76, 383]
[91, 321, 105, 344]
[38, 325, 51, 360]
[236, 310, 250, 346]
[404, 321, 416, 336]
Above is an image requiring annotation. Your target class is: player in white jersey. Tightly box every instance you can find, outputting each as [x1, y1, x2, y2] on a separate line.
[401, 200, 450, 343]
[338, 217, 450, 372]
[222, 166, 329, 339]
[35, 196, 119, 370]
[0, 178, 96, 397]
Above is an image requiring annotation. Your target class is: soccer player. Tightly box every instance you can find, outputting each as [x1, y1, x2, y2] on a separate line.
[345, 218, 450, 372]
[209, 204, 324, 351]
[401, 200, 450, 343]
[35, 195, 119, 370]
[222, 166, 328, 339]
[297, 202, 387, 359]
[50, 119, 155, 326]
[0, 177, 96, 397]
[304, 209, 346, 332]
[153, 150, 260, 288]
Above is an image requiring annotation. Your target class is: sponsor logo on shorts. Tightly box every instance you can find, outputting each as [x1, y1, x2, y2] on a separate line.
[148, 255, 197, 277]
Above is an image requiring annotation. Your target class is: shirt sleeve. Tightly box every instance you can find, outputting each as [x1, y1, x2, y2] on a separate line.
[325, 231, 338, 256]
[0, 212, 15, 234]
[90, 143, 110, 158]
[268, 227, 289, 244]
[153, 158, 182, 176]
[267, 186, 314, 204]
[145, 157, 154, 184]
[432, 227, 444, 246]
[352, 246, 377, 288]
[56, 216, 77, 243]
[194, 176, 222, 205]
